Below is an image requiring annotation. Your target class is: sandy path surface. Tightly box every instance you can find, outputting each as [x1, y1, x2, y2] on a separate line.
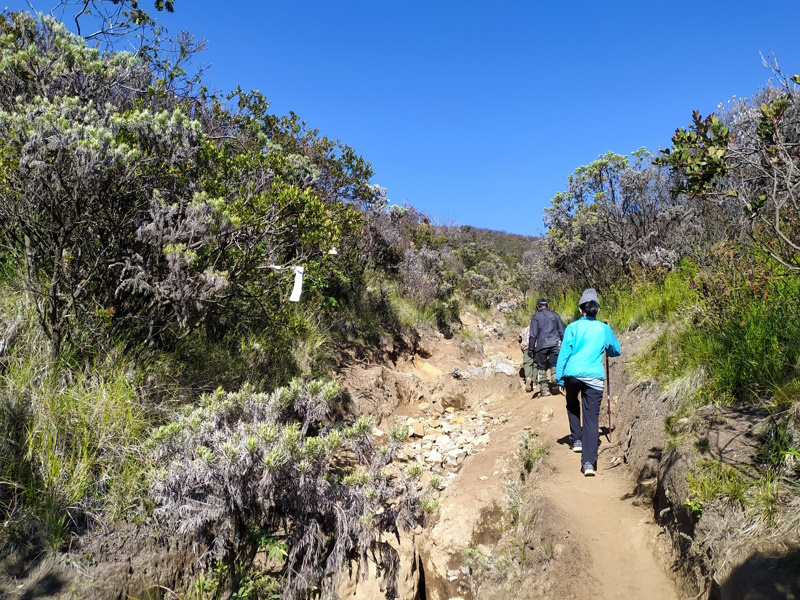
[530, 388, 676, 600]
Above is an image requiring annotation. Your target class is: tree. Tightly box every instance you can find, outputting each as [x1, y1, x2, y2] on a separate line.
[544, 149, 684, 288]
[660, 65, 800, 273]
[0, 13, 204, 354]
[0, 13, 375, 363]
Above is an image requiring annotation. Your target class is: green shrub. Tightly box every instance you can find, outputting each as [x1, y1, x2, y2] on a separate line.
[686, 459, 747, 515]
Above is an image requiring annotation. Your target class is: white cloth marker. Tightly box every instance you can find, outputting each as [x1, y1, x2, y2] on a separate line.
[289, 266, 304, 302]
[267, 264, 305, 302]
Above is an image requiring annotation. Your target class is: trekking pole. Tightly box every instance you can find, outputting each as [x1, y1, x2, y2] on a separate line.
[605, 351, 612, 442]
[603, 320, 612, 442]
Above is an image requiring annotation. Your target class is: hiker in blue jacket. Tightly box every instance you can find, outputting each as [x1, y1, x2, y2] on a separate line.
[555, 288, 621, 477]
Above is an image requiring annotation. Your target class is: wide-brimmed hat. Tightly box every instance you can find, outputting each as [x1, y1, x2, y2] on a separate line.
[578, 288, 599, 306]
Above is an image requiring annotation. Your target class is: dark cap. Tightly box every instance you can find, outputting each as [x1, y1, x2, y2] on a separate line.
[536, 298, 548, 308]
[578, 288, 599, 306]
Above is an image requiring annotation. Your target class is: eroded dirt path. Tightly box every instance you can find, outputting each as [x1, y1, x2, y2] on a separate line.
[401, 318, 679, 599]
[530, 388, 676, 600]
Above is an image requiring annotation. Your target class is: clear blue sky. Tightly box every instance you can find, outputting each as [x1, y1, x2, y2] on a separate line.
[7, 1, 800, 235]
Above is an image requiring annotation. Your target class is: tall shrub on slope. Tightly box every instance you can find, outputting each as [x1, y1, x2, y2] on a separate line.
[660, 67, 800, 273]
[0, 12, 232, 356]
[0, 12, 372, 368]
[544, 149, 687, 289]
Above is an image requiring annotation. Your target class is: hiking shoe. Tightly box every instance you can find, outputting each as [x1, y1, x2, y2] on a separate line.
[524, 378, 533, 393]
[583, 462, 595, 477]
[572, 440, 582, 453]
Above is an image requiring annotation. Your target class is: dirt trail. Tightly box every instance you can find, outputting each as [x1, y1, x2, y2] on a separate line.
[531, 389, 676, 600]
[409, 321, 679, 599]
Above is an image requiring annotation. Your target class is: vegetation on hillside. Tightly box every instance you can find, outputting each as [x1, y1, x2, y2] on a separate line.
[0, 2, 798, 598]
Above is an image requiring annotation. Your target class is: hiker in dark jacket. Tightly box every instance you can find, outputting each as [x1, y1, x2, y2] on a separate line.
[528, 298, 565, 396]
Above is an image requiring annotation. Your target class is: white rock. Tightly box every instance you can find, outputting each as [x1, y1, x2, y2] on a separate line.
[435, 434, 452, 448]
[425, 450, 443, 463]
[494, 360, 516, 376]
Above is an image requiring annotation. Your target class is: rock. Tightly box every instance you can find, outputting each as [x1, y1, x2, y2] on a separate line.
[411, 422, 425, 437]
[479, 476, 488, 481]
[447, 448, 467, 459]
[467, 366, 484, 376]
[539, 406, 554, 422]
[494, 360, 516, 376]
[418, 402, 430, 411]
[435, 434, 452, 448]
[335, 527, 422, 599]
[372, 427, 384, 437]
[445, 407, 455, 414]
[425, 450, 443, 463]
[429, 419, 440, 428]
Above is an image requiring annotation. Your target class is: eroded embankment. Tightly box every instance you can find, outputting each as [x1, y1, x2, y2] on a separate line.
[612, 331, 800, 600]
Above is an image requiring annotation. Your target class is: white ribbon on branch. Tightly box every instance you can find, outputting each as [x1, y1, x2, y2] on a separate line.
[267, 265, 305, 302]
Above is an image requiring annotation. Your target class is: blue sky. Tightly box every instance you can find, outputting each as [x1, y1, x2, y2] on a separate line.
[7, 1, 800, 235]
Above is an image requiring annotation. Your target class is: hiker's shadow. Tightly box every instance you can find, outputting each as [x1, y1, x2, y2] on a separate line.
[556, 434, 571, 448]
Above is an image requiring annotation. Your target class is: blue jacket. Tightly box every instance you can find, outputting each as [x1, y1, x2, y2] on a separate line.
[555, 317, 621, 385]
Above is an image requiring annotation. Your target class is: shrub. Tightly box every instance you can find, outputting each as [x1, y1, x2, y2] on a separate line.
[150, 381, 419, 599]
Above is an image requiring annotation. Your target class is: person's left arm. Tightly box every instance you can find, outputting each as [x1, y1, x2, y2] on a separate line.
[605, 324, 621, 357]
[556, 325, 574, 385]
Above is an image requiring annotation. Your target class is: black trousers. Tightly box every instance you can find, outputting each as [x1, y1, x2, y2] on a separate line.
[534, 346, 559, 375]
[563, 377, 604, 466]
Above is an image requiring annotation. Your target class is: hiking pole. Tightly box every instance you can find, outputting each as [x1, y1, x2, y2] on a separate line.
[603, 319, 612, 443]
[605, 350, 612, 442]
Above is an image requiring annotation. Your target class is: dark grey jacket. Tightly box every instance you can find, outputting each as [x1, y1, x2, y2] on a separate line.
[528, 308, 565, 351]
